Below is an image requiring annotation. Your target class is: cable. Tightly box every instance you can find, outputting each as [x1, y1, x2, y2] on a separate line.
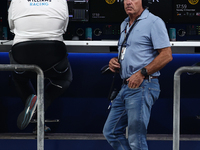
[0, 40, 12, 45]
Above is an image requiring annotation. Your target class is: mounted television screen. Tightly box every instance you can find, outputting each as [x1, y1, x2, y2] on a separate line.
[173, 0, 200, 23]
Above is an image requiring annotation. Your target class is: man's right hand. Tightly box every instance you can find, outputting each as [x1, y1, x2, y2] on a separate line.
[109, 57, 121, 73]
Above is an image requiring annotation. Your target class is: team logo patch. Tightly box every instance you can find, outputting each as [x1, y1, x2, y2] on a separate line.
[188, 0, 199, 5]
[105, 0, 116, 4]
[27, 0, 52, 6]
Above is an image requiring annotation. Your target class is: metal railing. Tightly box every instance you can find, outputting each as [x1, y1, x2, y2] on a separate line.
[173, 66, 200, 150]
[0, 64, 44, 150]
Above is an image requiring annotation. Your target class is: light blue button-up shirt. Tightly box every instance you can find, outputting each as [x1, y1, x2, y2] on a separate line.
[118, 9, 171, 79]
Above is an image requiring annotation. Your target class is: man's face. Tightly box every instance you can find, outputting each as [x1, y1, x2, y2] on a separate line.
[124, 0, 143, 16]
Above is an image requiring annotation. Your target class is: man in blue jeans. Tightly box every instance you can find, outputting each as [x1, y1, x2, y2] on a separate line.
[103, 0, 172, 149]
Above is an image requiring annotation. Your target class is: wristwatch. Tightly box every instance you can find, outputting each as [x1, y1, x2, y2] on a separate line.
[141, 68, 148, 77]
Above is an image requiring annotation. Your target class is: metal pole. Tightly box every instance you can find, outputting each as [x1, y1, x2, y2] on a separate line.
[36, 66, 44, 150]
[0, 64, 44, 150]
[173, 68, 181, 150]
[173, 66, 200, 150]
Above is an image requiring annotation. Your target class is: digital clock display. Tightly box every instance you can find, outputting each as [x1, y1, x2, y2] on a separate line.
[173, 0, 200, 23]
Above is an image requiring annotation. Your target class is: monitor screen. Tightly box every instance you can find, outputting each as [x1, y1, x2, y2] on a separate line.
[173, 0, 200, 23]
[90, 0, 172, 24]
[89, 0, 127, 23]
[67, 0, 89, 22]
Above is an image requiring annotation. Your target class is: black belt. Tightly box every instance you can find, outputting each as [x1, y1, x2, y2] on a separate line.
[123, 76, 158, 85]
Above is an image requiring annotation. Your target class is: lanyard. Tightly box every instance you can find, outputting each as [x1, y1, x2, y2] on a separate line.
[107, 19, 140, 104]
[118, 19, 139, 63]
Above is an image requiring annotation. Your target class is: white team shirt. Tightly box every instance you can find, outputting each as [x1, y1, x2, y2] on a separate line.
[8, 0, 69, 45]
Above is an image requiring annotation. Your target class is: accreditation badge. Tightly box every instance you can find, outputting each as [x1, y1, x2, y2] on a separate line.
[121, 47, 126, 60]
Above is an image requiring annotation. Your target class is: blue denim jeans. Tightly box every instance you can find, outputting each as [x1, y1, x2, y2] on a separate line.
[103, 78, 160, 150]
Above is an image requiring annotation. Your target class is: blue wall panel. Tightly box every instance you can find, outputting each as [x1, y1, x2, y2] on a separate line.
[1, 53, 200, 134]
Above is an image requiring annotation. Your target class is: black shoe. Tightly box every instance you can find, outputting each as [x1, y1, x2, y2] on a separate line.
[17, 94, 37, 130]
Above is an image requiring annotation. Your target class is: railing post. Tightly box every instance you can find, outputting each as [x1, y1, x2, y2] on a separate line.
[0, 64, 44, 150]
[173, 66, 200, 150]
[35, 66, 44, 150]
[173, 68, 181, 150]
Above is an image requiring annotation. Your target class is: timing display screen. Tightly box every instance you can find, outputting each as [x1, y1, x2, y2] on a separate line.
[67, 0, 89, 22]
[173, 0, 200, 23]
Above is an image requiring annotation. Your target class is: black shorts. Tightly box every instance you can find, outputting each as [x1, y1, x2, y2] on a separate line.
[9, 40, 73, 87]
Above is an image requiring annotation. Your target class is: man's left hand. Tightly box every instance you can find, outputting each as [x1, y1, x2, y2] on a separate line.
[126, 71, 144, 89]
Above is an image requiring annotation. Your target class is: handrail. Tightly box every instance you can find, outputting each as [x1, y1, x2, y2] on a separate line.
[1, 40, 200, 47]
[173, 66, 200, 150]
[0, 64, 44, 150]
